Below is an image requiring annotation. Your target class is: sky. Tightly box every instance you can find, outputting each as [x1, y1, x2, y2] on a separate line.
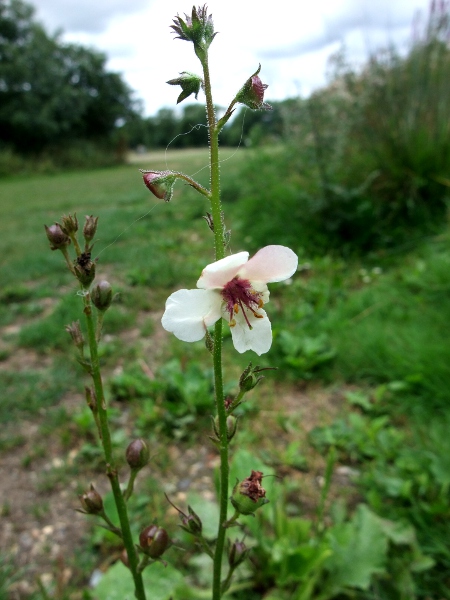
[33, 0, 432, 116]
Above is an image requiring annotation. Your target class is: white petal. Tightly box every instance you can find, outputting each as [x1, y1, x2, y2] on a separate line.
[197, 251, 249, 289]
[238, 245, 298, 283]
[161, 289, 221, 342]
[227, 308, 272, 355]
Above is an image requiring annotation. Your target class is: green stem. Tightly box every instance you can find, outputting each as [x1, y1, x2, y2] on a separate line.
[201, 52, 228, 600]
[123, 469, 139, 502]
[83, 292, 147, 600]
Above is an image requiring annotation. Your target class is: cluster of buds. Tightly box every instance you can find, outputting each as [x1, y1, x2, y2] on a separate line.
[171, 5, 217, 60]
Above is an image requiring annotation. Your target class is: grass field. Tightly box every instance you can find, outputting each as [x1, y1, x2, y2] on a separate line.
[1, 149, 450, 599]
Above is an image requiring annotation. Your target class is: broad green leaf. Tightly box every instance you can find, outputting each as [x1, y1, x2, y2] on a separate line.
[93, 561, 183, 600]
[324, 504, 387, 591]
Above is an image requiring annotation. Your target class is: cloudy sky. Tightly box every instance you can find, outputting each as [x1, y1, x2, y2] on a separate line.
[34, 0, 432, 116]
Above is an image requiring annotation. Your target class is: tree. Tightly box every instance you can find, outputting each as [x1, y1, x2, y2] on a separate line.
[0, 0, 139, 153]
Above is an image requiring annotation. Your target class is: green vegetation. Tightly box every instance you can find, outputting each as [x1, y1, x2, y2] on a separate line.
[1, 2, 450, 598]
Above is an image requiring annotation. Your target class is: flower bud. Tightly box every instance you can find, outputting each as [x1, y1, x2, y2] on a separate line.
[91, 281, 113, 312]
[213, 415, 237, 441]
[126, 439, 149, 471]
[44, 223, 71, 251]
[235, 65, 272, 111]
[229, 539, 248, 568]
[65, 320, 84, 352]
[167, 72, 202, 104]
[60, 213, 79, 236]
[140, 170, 177, 202]
[180, 505, 203, 535]
[83, 215, 99, 244]
[119, 548, 129, 568]
[170, 5, 217, 56]
[230, 470, 269, 516]
[74, 252, 96, 287]
[139, 525, 170, 558]
[79, 484, 103, 514]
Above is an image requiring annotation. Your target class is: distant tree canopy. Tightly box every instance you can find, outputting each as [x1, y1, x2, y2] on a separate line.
[124, 98, 295, 150]
[0, 0, 139, 153]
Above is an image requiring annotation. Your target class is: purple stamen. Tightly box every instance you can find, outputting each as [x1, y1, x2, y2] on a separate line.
[221, 277, 262, 328]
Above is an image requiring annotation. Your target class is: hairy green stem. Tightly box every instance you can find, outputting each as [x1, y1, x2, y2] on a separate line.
[201, 52, 229, 600]
[83, 293, 147, 600]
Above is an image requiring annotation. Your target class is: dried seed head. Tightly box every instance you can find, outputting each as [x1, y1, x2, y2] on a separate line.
[230, 470, 269, 515]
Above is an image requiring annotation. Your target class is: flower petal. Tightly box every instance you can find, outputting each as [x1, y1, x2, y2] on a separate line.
[197, 251, 249, 289]
[227, 308, 272, 355]
[238, 245, 298, 283]
[162, 289, 221, 342]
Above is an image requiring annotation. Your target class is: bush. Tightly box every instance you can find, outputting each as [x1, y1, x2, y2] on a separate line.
[235, 2, 450, 255]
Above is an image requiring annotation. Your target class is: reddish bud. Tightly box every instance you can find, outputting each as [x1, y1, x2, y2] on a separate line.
[235, 65, 272, 111]
[140, 170, 177, 202]
[126, 439, 149, 470]
[79, 484, 103, 514]
[229, 539, 248, 568]
[139, 525, 170, 558]
[91, 281, 113, 312]
[44, 223, 70, 251]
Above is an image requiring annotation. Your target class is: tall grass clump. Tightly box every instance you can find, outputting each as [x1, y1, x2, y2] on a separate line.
[234, 0, 450, 255]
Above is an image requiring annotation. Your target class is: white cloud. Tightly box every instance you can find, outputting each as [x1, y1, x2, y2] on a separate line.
[33, 0, 432, 115]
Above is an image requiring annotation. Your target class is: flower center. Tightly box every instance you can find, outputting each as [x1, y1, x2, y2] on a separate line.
[221, 277, 264, 329]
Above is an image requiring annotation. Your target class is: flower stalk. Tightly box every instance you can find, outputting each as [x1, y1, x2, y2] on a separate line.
[82, 291, 147, 600]
[197, 46, 229, 600]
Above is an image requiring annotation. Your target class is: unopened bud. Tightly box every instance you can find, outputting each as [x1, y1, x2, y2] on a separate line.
[126, 439, 149, 471]
[167, 71, 202, 104]
[229, 539, 248, 568]
[65, 320, 84, 352]
[213, 415, 237, 441]
[74, 252, 96, 287]
[60, 213, 79, 236]
[235, 65, 272, 111]
[180, 505, 202, 535]
[44, 223, 70, 251]
[230, 470, 269, 516]
[140, 170, 177, 202]
[91, 281, 113, 312]
[79, 484, 103, 514]
[170, 5, 217, 56]
[83, 215, 99, 244]
[119, 548, 130, 568]
[139, 525, 170, 558]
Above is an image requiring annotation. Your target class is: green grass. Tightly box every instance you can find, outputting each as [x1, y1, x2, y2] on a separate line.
[2, 149, 450, 599]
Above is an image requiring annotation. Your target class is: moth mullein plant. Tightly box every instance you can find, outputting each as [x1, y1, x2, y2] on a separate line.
[45, 5, 298, 600]
[162, 245, 298, 355]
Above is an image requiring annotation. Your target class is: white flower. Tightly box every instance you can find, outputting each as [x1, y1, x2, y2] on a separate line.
[161, 245, 298, 355]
